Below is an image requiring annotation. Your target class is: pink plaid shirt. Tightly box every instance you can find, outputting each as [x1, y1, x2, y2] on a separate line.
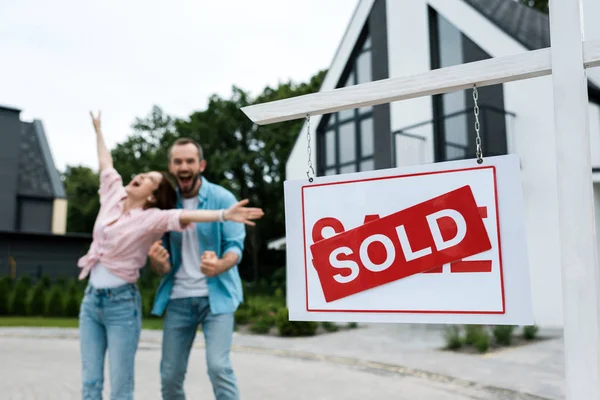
[77, 167, 186, 283]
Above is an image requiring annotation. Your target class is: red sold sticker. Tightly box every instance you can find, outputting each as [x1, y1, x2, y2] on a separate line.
[309, 185, 492, 302]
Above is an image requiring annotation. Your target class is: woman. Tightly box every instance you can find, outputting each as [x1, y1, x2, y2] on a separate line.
[77, 111, 263, 400]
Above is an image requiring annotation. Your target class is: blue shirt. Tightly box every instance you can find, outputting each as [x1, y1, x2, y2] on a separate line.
[151, 176, 245, 316]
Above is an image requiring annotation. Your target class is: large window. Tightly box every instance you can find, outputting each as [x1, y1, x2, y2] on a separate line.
[318, 31, 375, 176]
[429, 9, 508, 162]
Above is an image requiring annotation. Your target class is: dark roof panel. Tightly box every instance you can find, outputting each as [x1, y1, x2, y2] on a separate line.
[32, 120, 66, 199]
[17, 121, 66, 199]
[463, 0, 550, 50]
[0, 105, 22, 113]
[463, 0, 600, 97]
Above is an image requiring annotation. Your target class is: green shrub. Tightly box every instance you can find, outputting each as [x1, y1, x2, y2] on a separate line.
[64, 290, 81, 317]
[270, 267, 286, 296]
[347, 322, 359, 329]
[235, 307, 252, 325]
[28, 283, 47, 316]
[0, 278, 11, 315]
[493, 325, 515, 346]
[444, 325, 463, 350]
[19, 276, 33, 289]
[474, 332, 490, 353]
[10, 291, 28, 315]
[275, 308, 318, 337]
[45, 286, 65, 317]
[248, 296, 283, 316]
[250, 316, 273, 334]
[464, 325, 486, 346]
[234, 295, 285, 328]
[522, 325, 538, 340]
[66, 278, 78, 293]
[10, 277, 32, 316]
[142, 294, 152, 318]
[322, 321, 339, 332]
[0, 276, 13, 287]
[40, 275, 51, 289]
[62, 278, 82, 318]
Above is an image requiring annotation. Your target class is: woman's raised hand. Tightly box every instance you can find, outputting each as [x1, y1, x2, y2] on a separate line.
[90, 110, 101, 134]
[224, 199, 264, 226]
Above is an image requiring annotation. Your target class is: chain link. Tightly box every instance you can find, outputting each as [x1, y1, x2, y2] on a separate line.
[473, 85, 483, 164]
[306, 114, 315, 182]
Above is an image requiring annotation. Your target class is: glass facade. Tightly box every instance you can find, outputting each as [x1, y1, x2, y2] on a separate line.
[430, 10, 508, 161]
[318, 30, 375, 176]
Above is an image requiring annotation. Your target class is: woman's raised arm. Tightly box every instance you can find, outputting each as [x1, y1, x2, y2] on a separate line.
[179, 199, 264, 226]
[90, 111, 113, 172]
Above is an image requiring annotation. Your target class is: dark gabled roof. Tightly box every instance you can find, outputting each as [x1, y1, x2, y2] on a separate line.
[463, 0, 550, 51]
[18, 120, 66, 199]
[0, 104, 23, 113]
[32, 120, 66, 199]
[463, 0, 600, 98]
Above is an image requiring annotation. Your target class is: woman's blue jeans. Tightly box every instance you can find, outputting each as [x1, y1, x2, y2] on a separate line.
[79, 283, 141, 400]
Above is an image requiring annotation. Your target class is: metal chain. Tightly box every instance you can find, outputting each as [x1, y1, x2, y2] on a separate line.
[473, 85, 484, 164]
[306, 114, 315, 182]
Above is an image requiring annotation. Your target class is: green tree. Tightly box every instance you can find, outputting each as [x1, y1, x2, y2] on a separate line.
[520, 0, 548, 13]
[62, 166, 100, 233]
[175, 70, 326, 281]
[111, 105, 179, 184]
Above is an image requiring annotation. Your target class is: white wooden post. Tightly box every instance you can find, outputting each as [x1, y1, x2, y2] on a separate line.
[549, 0, 600, 397]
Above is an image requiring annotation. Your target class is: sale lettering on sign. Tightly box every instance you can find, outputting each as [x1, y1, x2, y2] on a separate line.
[285, 154, 534, 325]
[310, 185, 492, 302]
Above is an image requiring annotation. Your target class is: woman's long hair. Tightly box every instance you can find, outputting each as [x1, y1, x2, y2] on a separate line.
[145, 172, 177, 210]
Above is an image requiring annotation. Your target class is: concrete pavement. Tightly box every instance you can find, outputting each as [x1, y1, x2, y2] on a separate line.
[0, 324, 563, 399]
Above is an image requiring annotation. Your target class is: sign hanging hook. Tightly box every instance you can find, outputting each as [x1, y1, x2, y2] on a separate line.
[473, 85, 484, 164]
[306, 114, 315, 182]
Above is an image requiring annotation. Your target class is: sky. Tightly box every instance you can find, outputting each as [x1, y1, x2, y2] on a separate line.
[0, 0, 358, 172]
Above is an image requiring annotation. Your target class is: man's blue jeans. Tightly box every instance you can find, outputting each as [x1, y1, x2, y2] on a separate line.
[160, 297, 239, 400]
[79, 284, 142, 400]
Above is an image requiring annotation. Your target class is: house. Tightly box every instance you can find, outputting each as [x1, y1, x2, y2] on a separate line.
[279, 0, 600, 328]
[0, 105, 92, 279]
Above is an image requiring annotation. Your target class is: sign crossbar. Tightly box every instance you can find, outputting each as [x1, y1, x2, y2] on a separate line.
[241, 38, 600, 125]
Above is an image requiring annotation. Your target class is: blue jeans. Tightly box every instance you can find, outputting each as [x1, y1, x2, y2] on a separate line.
[79, 284, 142, 400]
[160, 297, 238, 400]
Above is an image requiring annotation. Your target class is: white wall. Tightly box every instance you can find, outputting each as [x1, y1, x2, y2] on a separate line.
[386, 0, 434, 165]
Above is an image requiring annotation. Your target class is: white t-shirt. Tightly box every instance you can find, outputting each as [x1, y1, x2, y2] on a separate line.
[90, 263, 128, 288]
[170, 197, 209, 299]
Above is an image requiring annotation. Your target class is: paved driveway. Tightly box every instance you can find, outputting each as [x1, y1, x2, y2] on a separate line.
[0, 325, 560, 399]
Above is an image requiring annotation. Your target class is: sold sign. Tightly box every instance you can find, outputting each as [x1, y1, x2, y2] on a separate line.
[309, 185, 492, 302]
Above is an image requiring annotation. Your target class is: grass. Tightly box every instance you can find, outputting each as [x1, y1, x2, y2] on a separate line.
[0, 317, 164, 330]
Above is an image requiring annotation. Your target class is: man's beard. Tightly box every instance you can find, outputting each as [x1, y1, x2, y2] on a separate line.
[177, 173, 200, 195]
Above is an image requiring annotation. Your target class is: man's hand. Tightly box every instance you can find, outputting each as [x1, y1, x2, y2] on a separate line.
[148, 241, 171, 275]
[200, 251, 222, 277]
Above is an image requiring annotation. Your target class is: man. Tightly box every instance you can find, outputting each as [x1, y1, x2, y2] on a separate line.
[148, 137, 245, 400]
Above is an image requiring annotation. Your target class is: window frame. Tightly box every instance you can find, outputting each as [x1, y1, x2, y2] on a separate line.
[317, 26, 375, 176]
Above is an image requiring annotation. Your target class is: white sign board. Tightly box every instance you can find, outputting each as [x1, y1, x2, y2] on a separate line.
[284, 154, 533, 325]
